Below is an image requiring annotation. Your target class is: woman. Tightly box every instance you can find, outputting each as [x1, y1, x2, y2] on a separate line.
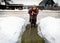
[28, 5, 39, 26]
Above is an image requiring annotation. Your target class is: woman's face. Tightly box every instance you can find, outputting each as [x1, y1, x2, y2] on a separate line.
[33, 6, 36, 10]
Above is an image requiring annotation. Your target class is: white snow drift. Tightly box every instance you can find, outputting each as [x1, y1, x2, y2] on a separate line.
[38, 16, 60, 43]
[0, 16, 25, 43]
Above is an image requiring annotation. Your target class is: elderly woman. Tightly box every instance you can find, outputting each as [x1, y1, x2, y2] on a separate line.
[28, 5, 39, 26]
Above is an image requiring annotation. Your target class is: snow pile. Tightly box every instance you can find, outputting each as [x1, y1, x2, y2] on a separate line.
[0, 16, 25, 43]
[38, 16, 60, 43]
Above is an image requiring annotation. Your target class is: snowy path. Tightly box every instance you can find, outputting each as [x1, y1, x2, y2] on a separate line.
[21, 24, 45, 43]
[0, 10, 60, 43]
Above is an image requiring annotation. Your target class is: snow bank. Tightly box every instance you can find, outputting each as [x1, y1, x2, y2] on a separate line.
[0, 16, 25, 43]
[38, 16, 60, 43]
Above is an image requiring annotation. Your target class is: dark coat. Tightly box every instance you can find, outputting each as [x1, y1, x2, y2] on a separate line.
[28, 8, 39, 24]
[28, 8, 39, 16]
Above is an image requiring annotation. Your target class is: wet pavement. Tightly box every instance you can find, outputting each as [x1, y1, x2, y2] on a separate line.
[21, 24, 45, 43]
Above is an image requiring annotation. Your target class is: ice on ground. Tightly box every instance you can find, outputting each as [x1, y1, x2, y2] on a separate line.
[0, 16, 25, 43]
[38, 16, 60, 43]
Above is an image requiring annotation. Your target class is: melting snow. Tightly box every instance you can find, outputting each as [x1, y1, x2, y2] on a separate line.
[38, 16, 60, 43]
[0, 16, 25, 43]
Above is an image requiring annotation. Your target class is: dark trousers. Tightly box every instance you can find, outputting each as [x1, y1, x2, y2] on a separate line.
[29, 15, 37, 25]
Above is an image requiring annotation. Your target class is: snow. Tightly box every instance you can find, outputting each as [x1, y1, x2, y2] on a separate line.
[0, 0, 60, 6]
[53, 0, 60, 6]
[0, 16, 25, 43]
[10, 0, 60, 6]
[0, 0, 42, 5]
[38, 16, 60, 43]
[10, 0, 42, 5]
[0, 10, 60, 43]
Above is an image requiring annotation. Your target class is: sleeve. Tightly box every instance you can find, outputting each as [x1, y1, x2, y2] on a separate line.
[28, 8, 32, 15]
[35, 8, 39, 16]
[37, 8, 39, 14]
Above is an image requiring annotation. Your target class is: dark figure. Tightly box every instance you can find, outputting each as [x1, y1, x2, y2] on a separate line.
[45, 0, 55, 7]
[28, 5, 39, 26]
